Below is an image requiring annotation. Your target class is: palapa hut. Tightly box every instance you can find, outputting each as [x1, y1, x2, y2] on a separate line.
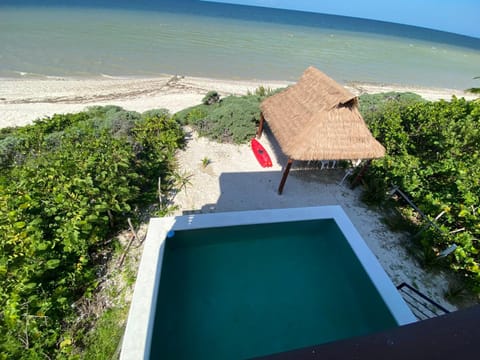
[258, 66, 385, 194]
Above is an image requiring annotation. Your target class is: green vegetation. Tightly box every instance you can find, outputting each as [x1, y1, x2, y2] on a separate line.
[201, 91, 220, 105]
[359, 93, 480, 290]
[175, 94, 262, 143]
[466, 76, 480, 95]
[175, 86, 281, 144]
[201, 157, 211, 168]
[0, 106, 184, 358]
[358, 91, 426, 114]
[80, 306, 127, 360]
[2, 88, 479, 357]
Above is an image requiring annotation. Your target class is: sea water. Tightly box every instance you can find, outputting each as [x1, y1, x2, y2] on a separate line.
[1, 0, 479, 89]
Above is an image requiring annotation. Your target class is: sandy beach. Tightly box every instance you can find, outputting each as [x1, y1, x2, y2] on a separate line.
[0, 75, 290, 128]
[0, 75, 476, 128]
[1, 74, 475, 311]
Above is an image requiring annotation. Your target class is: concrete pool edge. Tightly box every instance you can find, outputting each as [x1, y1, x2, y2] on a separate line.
[329, 207, 418, 326]
[120, 217, 174, 360]
[120, 206, 416, 359]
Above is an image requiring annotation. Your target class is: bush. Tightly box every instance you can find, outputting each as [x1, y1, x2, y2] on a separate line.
[202, 91, 220, 105]
[175, 87, 283, 144]
[0, 107, 184, 358]
[359, 92, 425, 117]
[359, 95, 480, 290]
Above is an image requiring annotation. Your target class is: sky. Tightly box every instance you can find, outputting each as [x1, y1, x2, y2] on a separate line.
[203, 0, 480, 38]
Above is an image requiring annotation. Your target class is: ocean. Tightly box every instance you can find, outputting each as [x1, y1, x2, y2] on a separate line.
[1, 0, 480, 89]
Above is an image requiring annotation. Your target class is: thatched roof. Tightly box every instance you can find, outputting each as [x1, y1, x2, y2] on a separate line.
[260, 66, 385, 161]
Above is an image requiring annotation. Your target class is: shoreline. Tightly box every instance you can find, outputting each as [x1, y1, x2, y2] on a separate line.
[0, 74, 477, 128]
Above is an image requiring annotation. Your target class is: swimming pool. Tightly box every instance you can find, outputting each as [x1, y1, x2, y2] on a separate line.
[121, 206, 416, 359]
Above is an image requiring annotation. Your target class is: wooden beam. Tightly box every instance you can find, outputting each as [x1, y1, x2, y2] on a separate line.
[278, 159, 293, 195]
[257, 112, 265, 138]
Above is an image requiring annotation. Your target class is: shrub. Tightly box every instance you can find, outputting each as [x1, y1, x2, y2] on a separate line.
[175, 93, 266, 143]
[359, 95, 480, 290]
[0, 107, 184, 358]
[359, 91, 425, 116]
[202, 91, 220, 105]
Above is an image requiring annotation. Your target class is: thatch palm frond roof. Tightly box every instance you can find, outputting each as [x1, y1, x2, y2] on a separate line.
[260, 66, 385, 161]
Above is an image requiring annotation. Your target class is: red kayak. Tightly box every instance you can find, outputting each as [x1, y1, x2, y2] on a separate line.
[251, 138, 272, 167]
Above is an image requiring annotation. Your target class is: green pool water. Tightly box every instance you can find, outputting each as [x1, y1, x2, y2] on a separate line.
[150, 219, 397, 359]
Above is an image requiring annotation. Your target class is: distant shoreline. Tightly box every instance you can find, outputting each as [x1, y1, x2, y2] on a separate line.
[0, 74, 477, 129]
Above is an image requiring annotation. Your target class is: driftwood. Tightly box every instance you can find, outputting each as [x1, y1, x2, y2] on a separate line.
[158, 177, 163, 210]
[117, 218, 139, 268]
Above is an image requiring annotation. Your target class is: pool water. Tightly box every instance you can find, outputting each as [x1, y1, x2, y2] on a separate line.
[150, 219, 397, 359]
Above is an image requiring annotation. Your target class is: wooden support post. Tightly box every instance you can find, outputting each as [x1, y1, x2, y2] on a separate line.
[278, 159, 293, 195]
[257, 112, 265, 138]
[350, 159, 371, 189]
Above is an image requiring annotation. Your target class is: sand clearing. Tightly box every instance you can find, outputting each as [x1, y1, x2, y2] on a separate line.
[1, 74, 471, 311]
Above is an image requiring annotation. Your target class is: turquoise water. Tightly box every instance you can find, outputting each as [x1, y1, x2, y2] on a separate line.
[151, 220, 397, 359]
[1, 1, 480, 88]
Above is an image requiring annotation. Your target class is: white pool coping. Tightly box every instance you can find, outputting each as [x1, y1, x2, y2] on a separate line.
[120, 206, 417, 359]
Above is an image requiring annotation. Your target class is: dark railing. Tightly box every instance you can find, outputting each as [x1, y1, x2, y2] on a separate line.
[396, 282, 450, 320]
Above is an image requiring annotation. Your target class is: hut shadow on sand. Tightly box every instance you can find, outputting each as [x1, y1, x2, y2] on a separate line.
[184, 128, 352, 216]
[194, 169, 353, 215]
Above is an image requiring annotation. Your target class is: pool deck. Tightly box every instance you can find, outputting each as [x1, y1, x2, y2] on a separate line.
[120, 206, 416, 360]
